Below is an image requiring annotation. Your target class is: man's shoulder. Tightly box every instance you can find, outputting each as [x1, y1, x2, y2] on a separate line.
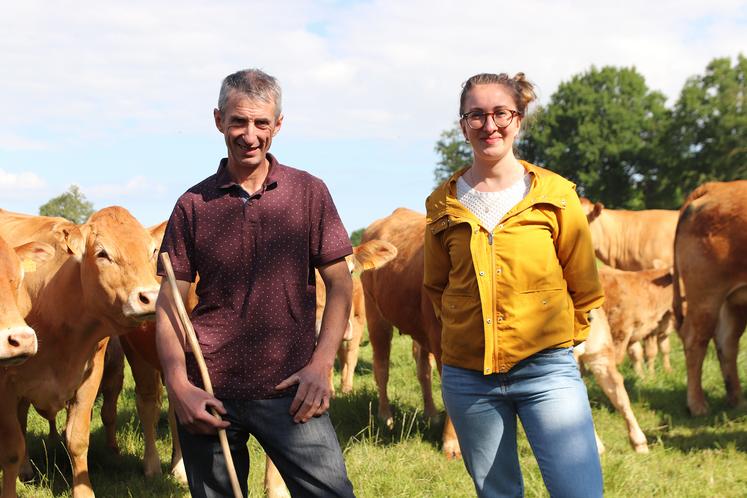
[275, 162, 325, 188]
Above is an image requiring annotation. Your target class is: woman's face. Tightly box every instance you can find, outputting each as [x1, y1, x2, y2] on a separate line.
[460, 83, 522, 165]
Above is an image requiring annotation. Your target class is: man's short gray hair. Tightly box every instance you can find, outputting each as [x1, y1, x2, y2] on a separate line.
[218, 69, 282, 118]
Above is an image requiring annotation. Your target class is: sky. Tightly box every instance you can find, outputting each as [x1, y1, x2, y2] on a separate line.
[1, 0, 745, 232]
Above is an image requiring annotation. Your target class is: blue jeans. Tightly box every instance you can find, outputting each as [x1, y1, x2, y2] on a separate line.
[177, 396, 355, 498]
[442, 348, 602, 498]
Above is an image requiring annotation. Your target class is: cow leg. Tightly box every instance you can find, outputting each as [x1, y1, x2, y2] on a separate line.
[626, 341, 645, 377]
[659, 333, 672, 373]
[367, 309, 395, 429]
[412, 341, 438, 419]
[264, 456, 290, 498]
[434, 358, 461, 460]
[0, 392, 24, 498]
[66, 338, 108, 498]
[120, 338, 163, 478]
[166, 403, 187, 484]
[680, 310, 717, 416]
[585, 353, 648, 453]
[714, 297, 747, 409]
[337, 323, 361, 394]
[100, 336, 125, 454]
[643, 334, 659, 376]
[16, 401, 33, 482]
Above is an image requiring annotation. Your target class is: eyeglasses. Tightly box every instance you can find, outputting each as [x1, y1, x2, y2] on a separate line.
[461, 109, 521, 129]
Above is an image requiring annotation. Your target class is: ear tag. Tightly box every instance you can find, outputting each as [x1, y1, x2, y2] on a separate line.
[22, 259, 37, 273]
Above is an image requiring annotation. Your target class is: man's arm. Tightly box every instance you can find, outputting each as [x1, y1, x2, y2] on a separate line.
[276, 258, 353, 423]
[155, 279, 229, 434]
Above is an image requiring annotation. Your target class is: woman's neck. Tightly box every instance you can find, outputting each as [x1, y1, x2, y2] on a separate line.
[468, 154, 525, 192]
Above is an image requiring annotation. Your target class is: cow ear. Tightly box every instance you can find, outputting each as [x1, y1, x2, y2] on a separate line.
[65, 225, 88, 262]
[591, 202, 604, 220]
[149, 221, 167, 244]
[14, 241, 55, 273]
[351, 239, 398, 273]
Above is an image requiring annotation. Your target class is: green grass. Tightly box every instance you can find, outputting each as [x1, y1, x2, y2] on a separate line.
[11, 332, 747, 497]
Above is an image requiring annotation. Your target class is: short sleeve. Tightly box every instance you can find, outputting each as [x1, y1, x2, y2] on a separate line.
[308, 178, 353, 267]
[157, 197, 197, 282]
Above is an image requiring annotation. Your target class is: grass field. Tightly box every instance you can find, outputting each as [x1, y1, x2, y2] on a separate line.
[13, 330, 747, 497]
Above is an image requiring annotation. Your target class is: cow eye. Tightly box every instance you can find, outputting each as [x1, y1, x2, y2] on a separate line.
[96, 248, 111, 261]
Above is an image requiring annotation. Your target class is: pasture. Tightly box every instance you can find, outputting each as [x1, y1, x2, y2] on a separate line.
[15, 329, 747, 497]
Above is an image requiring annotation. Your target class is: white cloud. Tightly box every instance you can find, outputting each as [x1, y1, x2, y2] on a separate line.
[0, 0, 744, 146]
[84, 176, 166, 200]
[0, 169, 47, 198]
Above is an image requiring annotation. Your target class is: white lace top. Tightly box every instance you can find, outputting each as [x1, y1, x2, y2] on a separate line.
[456, 173, 531, 231]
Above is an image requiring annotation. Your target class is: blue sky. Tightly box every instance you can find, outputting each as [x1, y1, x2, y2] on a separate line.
[1, 0, 745, 231]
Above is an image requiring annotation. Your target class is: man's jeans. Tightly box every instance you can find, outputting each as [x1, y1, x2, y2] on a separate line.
[177, 396, 355, 498]
[442, 348, 603, 498]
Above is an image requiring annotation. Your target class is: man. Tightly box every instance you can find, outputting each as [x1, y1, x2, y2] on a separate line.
[155, 69, 355, 498]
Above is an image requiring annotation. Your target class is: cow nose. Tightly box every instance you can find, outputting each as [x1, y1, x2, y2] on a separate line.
[1, 326, 38, 361]
[139, 290, 153, 306]
[124, 287, 159, 319]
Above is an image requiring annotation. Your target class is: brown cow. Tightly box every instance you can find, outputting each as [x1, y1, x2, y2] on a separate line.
[360, 207, 460, 459]
[0, 207, 160, 498]
[580, 198, 678, 271]
[599, 266, 674, 377]
[575, 308, 648, 453]
[0, 237, 53, 366]
[673, 180, 747, 416]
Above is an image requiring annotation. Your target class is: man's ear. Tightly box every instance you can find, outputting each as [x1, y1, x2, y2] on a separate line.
[273, 114, 283, 136]
[214, 108, 224, 133]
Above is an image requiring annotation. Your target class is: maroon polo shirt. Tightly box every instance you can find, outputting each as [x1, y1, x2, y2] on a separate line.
[157, 154, 352, 399]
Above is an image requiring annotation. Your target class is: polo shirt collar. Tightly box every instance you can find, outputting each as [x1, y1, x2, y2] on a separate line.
[215, 153, 280, 192]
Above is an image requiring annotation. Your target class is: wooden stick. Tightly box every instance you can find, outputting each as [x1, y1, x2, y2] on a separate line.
[160, 252, 243, 498]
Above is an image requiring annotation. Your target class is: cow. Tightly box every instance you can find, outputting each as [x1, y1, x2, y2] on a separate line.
[598, 266, 675, 377]
[0, 236, 53, 366]
[0, 207, 160, 498]
[673, 180, 747, 416]
[579, 198, 679, 370]
[360, 207, 461, 459]
[575, 308, 649, 454]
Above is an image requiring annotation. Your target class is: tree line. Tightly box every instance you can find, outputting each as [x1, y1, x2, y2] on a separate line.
[435, 55, 746, 210]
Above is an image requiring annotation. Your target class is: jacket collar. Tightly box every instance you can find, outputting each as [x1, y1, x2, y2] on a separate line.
[425, 160, 575, 224]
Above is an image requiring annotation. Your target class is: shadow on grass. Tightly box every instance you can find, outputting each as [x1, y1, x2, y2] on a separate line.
[329, 386, 446, 454]
[24, 405, 185, 497]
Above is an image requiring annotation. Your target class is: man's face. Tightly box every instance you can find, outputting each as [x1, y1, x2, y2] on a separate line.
[214, 91, 283, 172]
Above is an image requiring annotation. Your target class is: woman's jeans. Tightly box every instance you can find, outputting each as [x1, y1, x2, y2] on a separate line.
[442, 348, 603, 498]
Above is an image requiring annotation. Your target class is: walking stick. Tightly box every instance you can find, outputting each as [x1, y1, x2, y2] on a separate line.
[160, 252, 243, 498]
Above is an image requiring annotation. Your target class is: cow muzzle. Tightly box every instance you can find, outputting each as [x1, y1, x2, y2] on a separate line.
[0, 326, 38, 366]
[122, 286, 159, 321]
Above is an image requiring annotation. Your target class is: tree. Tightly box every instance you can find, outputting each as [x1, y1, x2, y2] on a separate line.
[350, 228, 365, 246]
[665, 54, 747, 200]
[433, 123, 472, 185]
[39, 185, 94, 223]
[518, 66, 671, 209]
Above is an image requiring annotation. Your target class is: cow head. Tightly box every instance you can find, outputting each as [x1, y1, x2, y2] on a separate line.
[79, 207, 160, 328]
[0, 238, 54, 366]
[579, 197, 604, 223]
[315, 239, 399, 340]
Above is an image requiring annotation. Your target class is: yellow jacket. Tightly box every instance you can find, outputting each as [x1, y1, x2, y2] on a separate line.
[424, 161, 604, 374]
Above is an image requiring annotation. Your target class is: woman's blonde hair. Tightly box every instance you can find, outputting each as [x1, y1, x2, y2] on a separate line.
[459, 72, 537, 116]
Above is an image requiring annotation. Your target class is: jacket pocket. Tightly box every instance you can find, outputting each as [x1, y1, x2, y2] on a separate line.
[440, 293, 482, 359]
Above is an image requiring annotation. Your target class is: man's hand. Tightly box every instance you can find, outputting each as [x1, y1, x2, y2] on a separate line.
[275, 360, 332, 423]
[168, 380, 230, 434]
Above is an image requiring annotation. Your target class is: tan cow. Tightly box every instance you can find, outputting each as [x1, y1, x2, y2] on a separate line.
[580, 198, 678, 271]
[360, 207, 460, 459]
[575, 308, 648, 454]
[673, 180, 747, 416]
[0, 237, 53, 366]
[599, 266, 674, 376]
[580, 199, 678, 370]
[0, 207, 160, 498]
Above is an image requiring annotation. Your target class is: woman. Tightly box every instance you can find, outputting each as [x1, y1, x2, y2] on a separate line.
[424, 73, 604, 498]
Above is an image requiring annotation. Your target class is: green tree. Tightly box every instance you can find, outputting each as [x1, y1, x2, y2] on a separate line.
[665, 54, 747, 200]
[350, 228, 365, 246]
[518, 66, 671, 209]
[433, 123, 472, 185]
[39, 185, 94, 223]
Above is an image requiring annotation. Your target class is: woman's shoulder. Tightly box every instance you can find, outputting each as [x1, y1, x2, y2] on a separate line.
[521, 161, 577, 195]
